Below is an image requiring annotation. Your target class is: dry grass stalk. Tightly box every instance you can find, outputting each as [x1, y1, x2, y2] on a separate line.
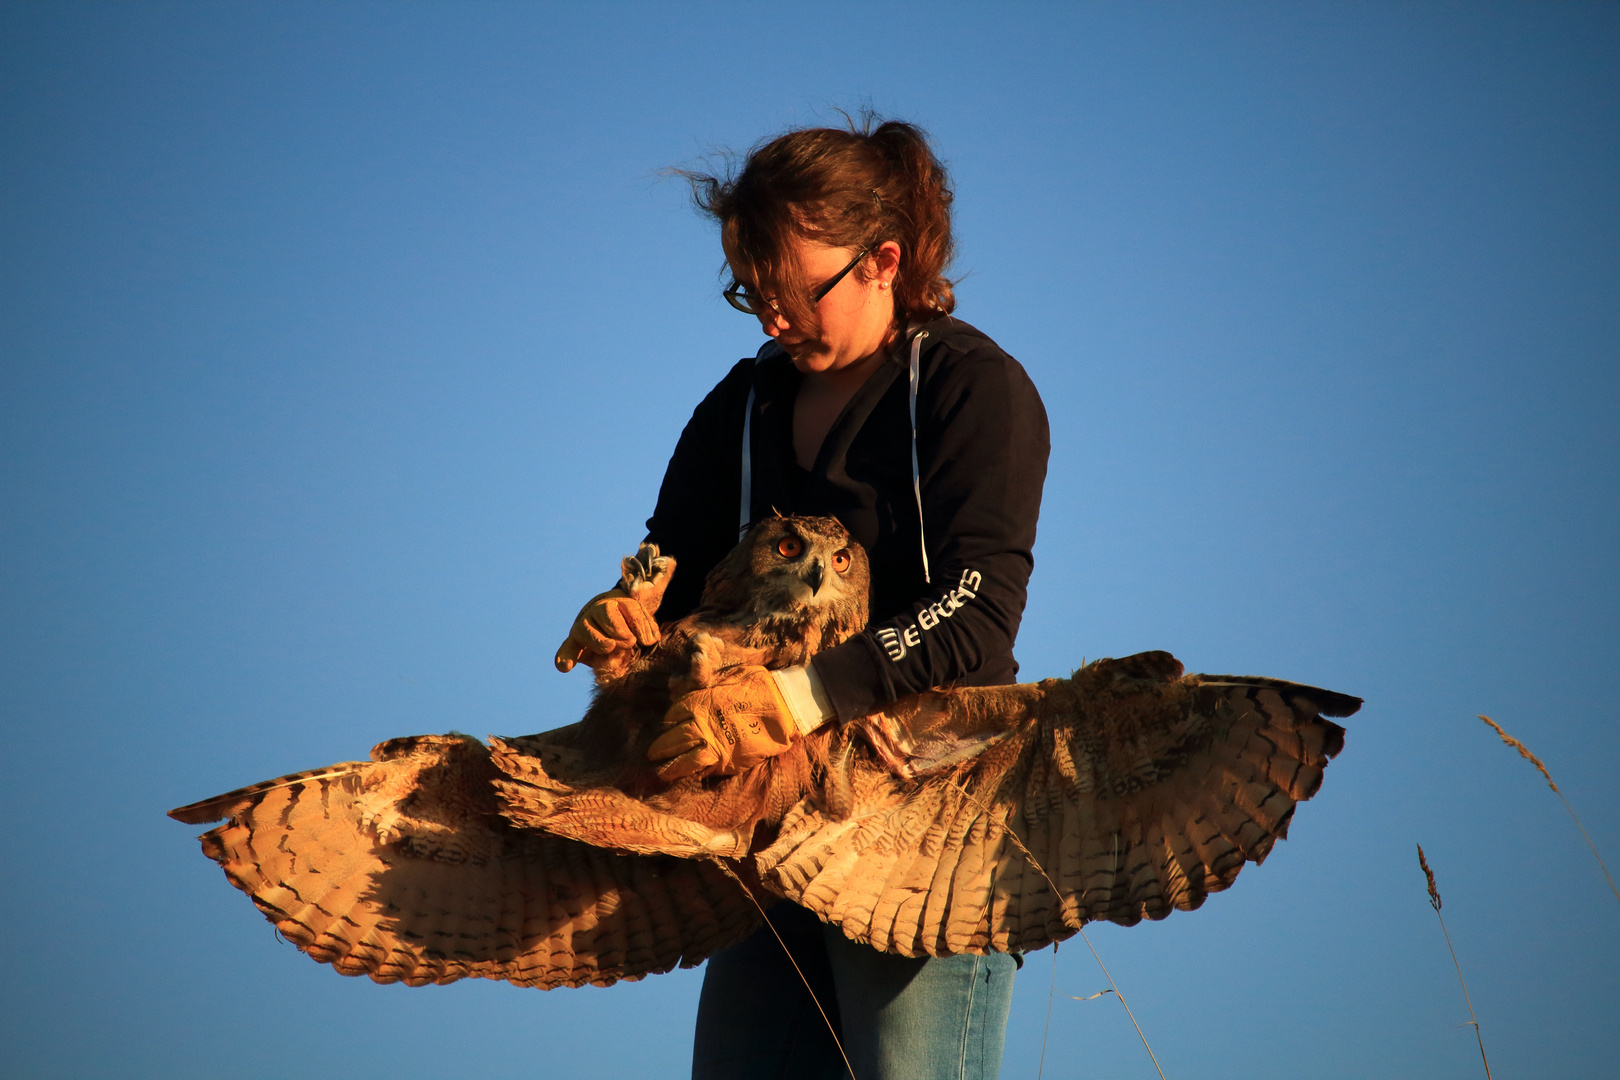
[1416, 845, 1492, 1080]
[710, 859, 858, 1080]
[948, 777, 1168, 1080]
[1075, 926, 1166, 1075]
[1074, 926, 1167, 1080]
[1036, 943, 1058, 1080]
[1478, 715, 1619, 904]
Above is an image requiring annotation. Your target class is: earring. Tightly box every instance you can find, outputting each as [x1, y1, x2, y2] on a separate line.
[878, 281, 889, 290]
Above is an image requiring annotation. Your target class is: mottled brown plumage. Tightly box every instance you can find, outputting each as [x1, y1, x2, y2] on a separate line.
[167, 734, 758, 989]
[171, 514, 1359, 988]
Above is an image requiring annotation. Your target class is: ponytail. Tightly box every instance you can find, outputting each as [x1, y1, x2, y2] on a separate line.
[679, 113, 957, 332]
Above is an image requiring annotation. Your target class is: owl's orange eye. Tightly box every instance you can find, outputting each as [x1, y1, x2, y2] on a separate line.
[831, 549, 851, 573]
[777, 535, 804, 559]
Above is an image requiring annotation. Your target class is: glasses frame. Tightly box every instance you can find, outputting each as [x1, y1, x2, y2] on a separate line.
[723, 245, 873, 316]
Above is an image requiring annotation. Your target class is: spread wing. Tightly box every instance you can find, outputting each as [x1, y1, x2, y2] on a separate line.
[753, 651, 1358, 957]
[168, 733, 758, 988]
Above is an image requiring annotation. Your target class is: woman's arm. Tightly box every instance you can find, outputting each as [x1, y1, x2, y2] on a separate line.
[812, 338, 1050, 720]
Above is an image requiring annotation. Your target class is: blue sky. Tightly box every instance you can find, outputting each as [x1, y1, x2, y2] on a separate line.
[2, 3, 1615, 1078]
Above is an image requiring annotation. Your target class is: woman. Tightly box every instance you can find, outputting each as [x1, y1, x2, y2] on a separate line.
[557, 118, 1049, 1080]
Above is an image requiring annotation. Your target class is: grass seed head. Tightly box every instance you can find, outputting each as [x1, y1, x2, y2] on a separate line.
[1478, 715, 1559, 793]
[1417, 843, 1442, 911]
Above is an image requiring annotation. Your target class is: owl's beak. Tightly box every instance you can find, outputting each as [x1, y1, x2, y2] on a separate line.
[805, 559, 825, 596]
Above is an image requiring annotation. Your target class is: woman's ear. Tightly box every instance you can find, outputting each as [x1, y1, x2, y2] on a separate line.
[870, 240, 903, 286]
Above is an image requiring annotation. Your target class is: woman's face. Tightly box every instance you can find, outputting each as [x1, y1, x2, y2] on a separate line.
[724, 234, 902, 377]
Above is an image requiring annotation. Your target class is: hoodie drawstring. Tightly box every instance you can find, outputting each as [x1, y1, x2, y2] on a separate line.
[739, 330, 930, 584]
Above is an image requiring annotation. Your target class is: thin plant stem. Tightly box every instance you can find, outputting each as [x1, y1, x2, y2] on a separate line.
[1075, 925, 1168, 1080]
[1555, 796, 1620, 904]
[1036, 942, 1058, 1080]
[711, 859, 858, 1080]
[947, 777, 1167, 1080]
[1418, 844, 1492, 1080]
[1478, 715, 1619, 904]
[1436, 914, 1492, 1080]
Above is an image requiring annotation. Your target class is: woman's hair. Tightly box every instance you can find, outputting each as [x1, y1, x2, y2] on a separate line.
[680, 113, 956, 334]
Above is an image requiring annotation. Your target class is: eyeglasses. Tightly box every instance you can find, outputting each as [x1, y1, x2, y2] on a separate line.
[723, 246, 871, 316]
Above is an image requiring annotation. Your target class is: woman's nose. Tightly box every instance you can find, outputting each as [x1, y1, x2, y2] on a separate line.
[758, 310, 789, 336]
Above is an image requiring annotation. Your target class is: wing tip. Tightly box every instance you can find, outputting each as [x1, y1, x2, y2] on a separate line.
[1316, 693, 1363, 719]
[167, 798, 232, 825]
[1200, 675, 1363, 719]
[166, 762, 367, 826]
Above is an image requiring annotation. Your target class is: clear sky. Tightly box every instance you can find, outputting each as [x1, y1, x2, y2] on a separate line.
[2, 3, 1615, 1078]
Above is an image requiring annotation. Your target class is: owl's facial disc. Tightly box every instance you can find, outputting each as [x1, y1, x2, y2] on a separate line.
[772, 527, 838, 600]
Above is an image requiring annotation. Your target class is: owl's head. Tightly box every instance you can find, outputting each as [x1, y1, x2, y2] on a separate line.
[694, 514, 870, 655]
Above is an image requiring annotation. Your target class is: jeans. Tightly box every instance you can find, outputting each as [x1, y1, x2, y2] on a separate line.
[692, 903, 1016, 1080]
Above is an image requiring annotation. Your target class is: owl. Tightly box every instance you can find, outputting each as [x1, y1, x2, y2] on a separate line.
[171, 514, 1359, 988]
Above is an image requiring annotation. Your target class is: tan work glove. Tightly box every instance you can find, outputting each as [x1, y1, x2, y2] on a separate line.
[649, 665, 835, 781]
[554, 544, 675, 673]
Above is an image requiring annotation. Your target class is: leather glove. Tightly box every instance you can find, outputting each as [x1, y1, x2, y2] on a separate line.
[554, 544, 675, 673]
[648, 665, 834, 781]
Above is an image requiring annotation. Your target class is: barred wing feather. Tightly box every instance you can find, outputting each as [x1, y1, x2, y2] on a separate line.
[753, 652, 1357, 957]
[168, 733, 758, 988]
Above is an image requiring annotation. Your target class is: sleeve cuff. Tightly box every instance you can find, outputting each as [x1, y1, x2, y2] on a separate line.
[806, 640, 890, 724]
[769, 665, 837, 736]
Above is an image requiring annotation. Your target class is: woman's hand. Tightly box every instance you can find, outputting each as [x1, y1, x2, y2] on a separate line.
[553, 588, 662, 672]
[554, 544, 676, 673]
[650, 665, 833, 780]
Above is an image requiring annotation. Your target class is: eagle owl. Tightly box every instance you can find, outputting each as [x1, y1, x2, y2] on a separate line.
[171, 515, 1359, 989]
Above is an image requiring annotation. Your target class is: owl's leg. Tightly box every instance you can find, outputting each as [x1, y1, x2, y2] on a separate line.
[500, 780, 753, 859]
[856, 686, 1037, 779]
[821, 725, 858, 821]
[669, 632, 775, 695]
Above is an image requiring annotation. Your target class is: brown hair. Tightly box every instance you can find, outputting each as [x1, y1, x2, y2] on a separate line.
[680, 114, 956, 335]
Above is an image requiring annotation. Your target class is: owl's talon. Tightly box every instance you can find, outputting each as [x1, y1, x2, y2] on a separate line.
[620, 543, 676, 615]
